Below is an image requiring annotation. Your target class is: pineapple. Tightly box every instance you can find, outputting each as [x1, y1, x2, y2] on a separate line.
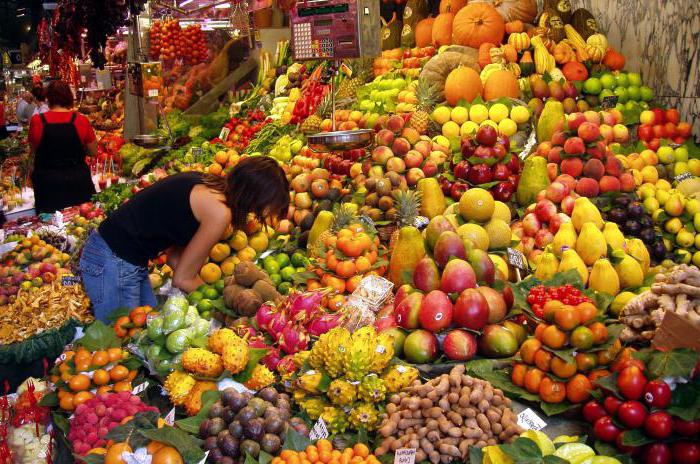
[331, 203, 358, 232]
[336, 58, 372, 100]
[409, 78, 439, 135]
[300, 91, 333, 134]
[390, 189, 421, 248]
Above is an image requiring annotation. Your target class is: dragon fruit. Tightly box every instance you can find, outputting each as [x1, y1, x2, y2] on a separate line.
[307, 313, 341, 337]
[268, 312, 289, 340]
[277, 355, 297, 375]
[256, 302, 278, 331]
[278, 324, 310, 354]
[288, 290, 325, 322]
[262, 347, 283, 371]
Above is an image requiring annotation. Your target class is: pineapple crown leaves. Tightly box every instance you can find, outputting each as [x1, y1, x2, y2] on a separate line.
[392, 189, 422, 227]
[414, 78, 440, 111]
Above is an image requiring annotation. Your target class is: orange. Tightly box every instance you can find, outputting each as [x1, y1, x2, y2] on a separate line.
[319, 451, 332, 464]
[68, 374, 91, 392]
[519, 338, 542, 365]
[511, 363, 528, 386]
[74, 348, 91, 363]
[105, 443, 132, 464]
[108, 347, 124, 362]
[550, 356, 577, 379]
[64, 350, 75, 361]
[331, 451, 341, 460]
[587, 322, 609, 344]
[534, 323, 547, 342]
[281, 451, 297, 461]
[353, 445, 369, 459]
[74, 391, 94, 406]
[58, 362, 70, 374]
[97, 386, 113, 395]
[576, 302, 598, 324]
[93, 369, 110, 386]
[151, 445, 184, 464]
[534, 349, 552, 372]
[59, 394, 75, 411]
[575, 353, 598, 372]
[114, 381, 132, 392]
[91, 351, 109, 367]
[524, 367, 545, 394]
[74, 360, 91, 372]
[305, 447, 319, 463]
[543, 300, 563, 322]
[539, 377, 566, 403]
[109, 365, 129, 381]
[146, 441, 166, 455]
[298, 452, 307, 461]
[542, 325, 567, 349]
[317, 440, 333, 454]
[566, 374, 592, 403]
[60, 371, 73, 383]
[554, 305, 580, 331]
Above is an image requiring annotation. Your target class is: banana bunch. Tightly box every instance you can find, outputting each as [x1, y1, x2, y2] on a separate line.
[531, 35, 556, 74]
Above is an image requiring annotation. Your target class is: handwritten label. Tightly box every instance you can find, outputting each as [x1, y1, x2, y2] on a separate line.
[517, 408, 547, 431]
[165, 407, 176, 426]
[413, 216, 429, 230]
[675, 172, 693, 183]
[309, 417, 329, 440]
[394, 449, 417, 464]
[55, 353, 67, 364]
[61, 275, 82, 286]
[219, 127, 231, 142]
[132, 381, 149, 395]
[507, 248, 528, 271]
[191, 147, 203, 157]
[148, 89, 159, 98]
[601, 95, 619, 110]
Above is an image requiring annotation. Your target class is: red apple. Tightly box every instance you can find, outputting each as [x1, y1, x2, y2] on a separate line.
[475, 125, 498, 147]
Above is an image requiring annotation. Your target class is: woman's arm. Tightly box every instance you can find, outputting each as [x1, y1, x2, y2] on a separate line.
[86, 140, 98, 157]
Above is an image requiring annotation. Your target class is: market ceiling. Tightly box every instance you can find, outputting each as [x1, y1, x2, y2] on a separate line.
[0, 0, 41, 49]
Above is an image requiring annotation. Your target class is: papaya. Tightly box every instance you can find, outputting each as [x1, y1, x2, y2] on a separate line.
[307, 211, 334, 250]
[417, 177, 446, 219]
[516, 156, 550, 206]
[389, 226, 427, 285]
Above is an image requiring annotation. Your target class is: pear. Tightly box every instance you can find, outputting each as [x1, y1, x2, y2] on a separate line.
[576, 223, 607, 265]
[613, 252, 644, 289]
[535, 250, 559, 281]
[626, 238, 651, 275]
[589, 258, 620, 296]
[571, 197, 603, 232]
[603, 222, 626, 251]
[552, 222, 578, 257]
[558, 248, 588, 285]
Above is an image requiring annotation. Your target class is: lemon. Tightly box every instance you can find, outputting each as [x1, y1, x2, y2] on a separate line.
[674, 162, 690, 177]
[460, 121, 479, 137]
[688, 158, 700, 176]
[674, 146, 689, 162]
[676, 229, 695, 248]
[640, 165, 659, 184]
[248, 231, 269, 253]
[510, 105, 530, 124]
[469, 104, 489, 124]
[457, 223, 490, 251]
[229, 230, 248, 251]
[492, 201, 512, 223]
[488, 103, 509, 123]
[450, 106, 469, 124]
[498, 118, 518, 136]
[484, 219, 512, 250]
[656, 146, 674, 164]
[431, 106, 452, 125]
[442, 121, 461, 138]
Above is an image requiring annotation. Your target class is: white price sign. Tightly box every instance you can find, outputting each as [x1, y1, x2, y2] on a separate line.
[517, 408, 547, 431]
[165, 407, 176, 426]
[309, 417, 329, 440]
[132, 381, 149, 395]
[148, 89, 159, 97]
[393, 448, 417, 464]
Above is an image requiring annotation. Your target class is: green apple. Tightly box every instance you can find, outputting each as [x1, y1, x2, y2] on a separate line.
[615, 73, 629, 88]
[583, 78, 602, 95]
[628, 72, 642, 86]
[613, 87, 629, 103]
[600, 73, 616, 89]
[626, 85, 641, 101]
[640, 85, 654, 101]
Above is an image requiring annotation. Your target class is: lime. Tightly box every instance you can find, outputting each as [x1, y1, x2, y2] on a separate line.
[264, 259, 280, 275]
[627, 85, 641, 101]
[269, 273, 282, 286]
[291, 252, 307, 267]
[196, 284, 209, 293]
[275, 253, 290, 268]
[600, 73, 616, 89]
[200, 311, 211, 320]
[615, 73, 629, 88]
[583, 78, 602, 95]
[188, 291, 204, 304]
[278, 282, 292, 295]
[214, 279, 225, 293]
[613, 87, 628, 103]
[203, 287, 220, 300]
[627, 72, 642, 86]
[280, 266, 296, 282]
[197, 299, 214, 313]
[640, 86, 654, 101]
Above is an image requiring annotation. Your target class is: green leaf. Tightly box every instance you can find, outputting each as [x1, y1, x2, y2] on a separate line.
[232, 348, 269, 383]
[77, 454, 105, 464]
[39, 391, 58, 407]
[543, 456, 569, 464]
[77, 320, 121, 351]
[540, 345, 576, 364]
[594, 371, 620, 397]
[501, 437, 543, 462]
[540, 401, 577, 416]
[259, 450, 274, 464]
[587, 324, 624, 352]
[176, 389, 221, 434]
[620, 428, 654, 447]
[667, 379, 700, 421]
[106, 307, 133, 322]
[643, 348, 699, 379]
[468, 446, 483, 464]
[141, 427, 205, 464]
[51, 411, 70, 436]
[283, 427, 312, 451]
[245, 453, 259, 464]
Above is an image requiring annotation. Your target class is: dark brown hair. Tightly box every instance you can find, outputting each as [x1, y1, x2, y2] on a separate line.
[46, 80, 74, 108]
[203, 156, 289, 230]
[31, 85, 46, 102]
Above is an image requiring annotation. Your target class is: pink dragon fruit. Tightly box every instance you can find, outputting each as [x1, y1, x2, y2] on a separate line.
[262, 347, 283, 371]
[247, 338, 268, 349]
[306, 313, 341, 337]
[276, 354, 297, 375]
[256, 302, 278, 331]
[268, 312, 289, 340]
[288, 290, 325, 322]
[278, 324, 310, 354]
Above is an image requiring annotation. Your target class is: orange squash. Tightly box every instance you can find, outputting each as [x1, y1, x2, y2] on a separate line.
[444, 66, 483, 105]
[439, 0, 467, 14]
[602, 47, 626, 71]
[480, 0, 538, 24]
[505, 20, 524, 34]
[483, 69, 520, 100]
[415, 17, 435, 47]
[478, 42, 496, 68]
[432, 9, 455, 47]
[501, 43, 518, 63]
[452, 3, 505, 49]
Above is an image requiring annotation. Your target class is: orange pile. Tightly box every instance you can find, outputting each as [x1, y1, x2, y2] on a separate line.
[272, 441, 379, 464]
[114, 305, 153, 338]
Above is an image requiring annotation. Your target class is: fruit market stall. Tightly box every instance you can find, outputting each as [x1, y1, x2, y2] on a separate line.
[2, 0, 700, 463]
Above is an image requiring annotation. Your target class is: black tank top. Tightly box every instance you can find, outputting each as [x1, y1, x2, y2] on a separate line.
[98, 172, 204, 266]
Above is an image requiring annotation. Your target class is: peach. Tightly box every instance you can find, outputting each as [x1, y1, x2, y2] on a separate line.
[604, 156, 622, 177]
[547, 163, 559, 181]
[555, 174, 577, 192]
[548, 213, 570, 234]
[386, 157, 406, 173]
[613, 124, 629, 143]
[522, 213, 542, 237]
[601, 111, 617, 126]
[401, 127, 421, 145]
[537, 141, 553, 156]
[422, 160, 438, 177]
[551, 131, 567, 147]
[375, 129, 395, 147]
[546, 181, 570, 203]
[599, 175, 621, 193]
[520, 236, 535, 254]
[429, 151, 448, 165]
[560, 195, 577, 216]
[404, 150, 424, 168]
[584, 110, 601, 125]
[406, 167, 426, 186]
[564, 137, 586, 155]
[561, 158, 584, 178]
[566, 112, 587, 131]
[535, 199, 558, 223]
[583, 158, 605, 180]
[392, 137, 411, 156]
[372, 146, 394, 165]
[413, 140, 431, 158]
[619, 172, 636, 192]
[387, 114, 406, 133]
[599, 124, 614, 143]
[575, 177, 600, 197]
[535, 228, 554, 248]
[578, 122, 601, 143]
[547, 146, 563, 163]
[375, 115, 389, 130]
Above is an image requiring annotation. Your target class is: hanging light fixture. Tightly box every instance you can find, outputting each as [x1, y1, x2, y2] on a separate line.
[228, 0, 251, 39]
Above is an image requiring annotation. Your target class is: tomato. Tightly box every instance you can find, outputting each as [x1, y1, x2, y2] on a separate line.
[617, 365, 647, 400]
[582, 400, 607, 423]
[644, 411, 674, 439]
[643, 380, 671, 409]
[617, 401, 648, 428]
[674, 417, 700, 437]
[644, 443, 671, 464]
[672, 441, 700, 464]
[604, 396, 623, 415]
[593, 416, 621, 443]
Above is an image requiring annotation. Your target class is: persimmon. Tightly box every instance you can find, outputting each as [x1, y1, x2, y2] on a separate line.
[326, 294, 345, 312]
[543, 300, 563, 322]
[534, 349, 552, 372]
[114, 381, 132, 392]
[109, 365, 129, 381]
[554, 305, 580, 331]
[335, 260, 357, 279]
[146, 441, 166, 455]
[107, 347, 124, 362]
[576, 302, 598, 324]
[575, 352, 598, 372]
[366, 249, 378, 264]
[73, 391, 94, 406]
[151, 446, 183, 464]
[339, 238, 363, 258]
[539, 377, 566, 403]
[105, 443, 132, 464]
[59, 394, 75, 411]
[127, 370, 138, 381]
[588, 369, 611, 383]
[91, 351, 109, 367]
[542, 325, 567, 349]
[93, 369, 110, 386]
[97, 386, 113, 395]
[587, 322, 609, 344]
[511, 363, 528, 386]
[551, 356, 578, 379]
[519, 338, 542, 364]
[347, 223, 365, 234]
[355, 233, 372, 252]
[346, 275, 362, 293]
[534, 323, 547, 341]
[68, 374, 91, 392]
[74, 360, 90, 372]
[566, 374, 592, 403]
[524, 367, 545, 394]
[355, 256, 371, 273]
[114, 316, 131, 338]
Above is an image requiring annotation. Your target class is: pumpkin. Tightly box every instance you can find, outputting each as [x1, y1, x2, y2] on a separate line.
[473, 0, 537, 24]
[519, 51, 534, 76]
[562, 61, 588, 81]
[402, 0, 430, 48]
[505, 20, 524, 34]
[570, 8, 598, 39]
[483, 69, 519, 100]
[439, 0, 467, 14]
[452, 3, 505, 49]
[585, 33, 608, 62]
[553, 41, 575, 64]
[507, 32, 530, 52]
[415, 17, 435, 47]
[444, 65, 483, 105]
[432, 9, 455, 47]
[602, 47, 626, 71]
[478, 42, 496, 68]
[540, 9, 566, 43]
[543, 0, 571, 23]
[501, 44, 518, 63]
[420, 46, 480, 93]
[382, 13, 403, 50]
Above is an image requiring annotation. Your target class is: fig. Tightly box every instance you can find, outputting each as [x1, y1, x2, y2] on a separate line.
[229, 421, 243, 438]
[236, 406, 256, 425]
[240, 440, 261, 458]
[624, 220, 641, 236]
[261, 434, 282, 454]
[207, 418, 226, 437]
[244, 418, 265, 441]
[258, 387, 279, 404]
[219, 435, 240, 458]
[209, 402, 225, 418]
[608, 208, 627, 224]
[222, 407, 236, 424]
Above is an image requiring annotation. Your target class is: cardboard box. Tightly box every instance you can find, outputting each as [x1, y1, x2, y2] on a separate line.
[652, 310, 700, 352]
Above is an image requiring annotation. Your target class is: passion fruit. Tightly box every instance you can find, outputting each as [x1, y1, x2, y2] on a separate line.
[228, 421, 243, 438]
[209, 402, 224, 419]
[264, 417, 285, 435]
[258, 387, 279, 404]
[244, 418, 265, 441]
[260, 434, 282, 454]
[240, 440, 260, 458]
[236, 406, 256, 425]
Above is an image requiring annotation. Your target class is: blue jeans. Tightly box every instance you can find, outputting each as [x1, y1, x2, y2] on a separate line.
[79, 232, 157, 322]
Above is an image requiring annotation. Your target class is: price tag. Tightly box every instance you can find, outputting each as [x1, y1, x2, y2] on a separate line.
[61, 275, 82, 286]
[601, 95, 619, 110]
[219, 127, 231, 142]
[309, 417, 329, 440]
[165, 407, 176, 426]
[148, 89, 159, 98]
[507, 248, 528, 271]
[191, 147, 203, 157]
[132, 381, 149, 394]
[393, 448, 417, 464]
[675, 172, 693, 183]
[196, 451, 210, 464]
[413, 216, 429, 230]
[55, 353, 67, 364]
[517, 408, 547, 431]
[360, 215, 375, 228]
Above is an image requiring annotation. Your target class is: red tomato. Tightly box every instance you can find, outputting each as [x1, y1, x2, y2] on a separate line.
[643, 380, 671, 409]
[644, 411, 674, 439]
[617, 401, 648, 428]
[674, 417, 700, 437]
[672, 441, 700, 464]
[604, 396, 623, 415]
[617, 366, 647, 400]
[594, 416, 621, 443]
[644, 443, 671, 464]
[583, 400, 607, 423]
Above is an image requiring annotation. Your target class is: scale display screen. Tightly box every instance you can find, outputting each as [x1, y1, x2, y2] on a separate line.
[298, 3, 349, 16]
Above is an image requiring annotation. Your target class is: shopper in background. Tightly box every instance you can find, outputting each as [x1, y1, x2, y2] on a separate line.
[15, 92, 35, 124]
[80, 156, 289, 321]
[28, 80, 97, 214]
[31, 86, 49, 115]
